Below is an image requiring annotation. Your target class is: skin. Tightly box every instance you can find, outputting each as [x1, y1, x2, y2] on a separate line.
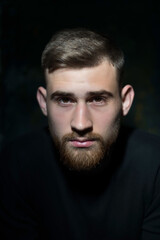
[37, 60, 134, 146]
[37, 60, 134, 171]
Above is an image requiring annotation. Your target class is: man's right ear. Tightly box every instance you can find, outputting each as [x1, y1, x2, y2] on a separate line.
[36, 87, 48, 116]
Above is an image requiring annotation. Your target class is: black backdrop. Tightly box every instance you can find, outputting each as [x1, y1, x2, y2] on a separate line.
[1, 0, 160, 147]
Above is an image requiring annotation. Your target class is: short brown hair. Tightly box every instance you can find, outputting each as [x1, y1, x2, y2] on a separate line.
[41, 28, 124, 86]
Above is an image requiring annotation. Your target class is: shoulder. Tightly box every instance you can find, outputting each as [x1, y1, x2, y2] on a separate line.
[0, 127, 57, 199]
[114, 126, 160, 176]
[128, 127, 160, 148]
[124, 127, 160, 161]
[116, 127, 160, 181]
[0, 127, 55, 171]
[9, 127, 51, 151]
[113, 127, 160, 201]
[118, 126, 160, 156]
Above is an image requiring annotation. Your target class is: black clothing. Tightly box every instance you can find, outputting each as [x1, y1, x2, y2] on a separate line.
[0, 127, 160, 240]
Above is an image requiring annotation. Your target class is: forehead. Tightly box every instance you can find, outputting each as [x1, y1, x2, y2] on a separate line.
[45, 61, 118, 94]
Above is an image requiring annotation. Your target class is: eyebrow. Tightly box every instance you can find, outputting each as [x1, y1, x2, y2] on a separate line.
[50, 90, 113, 100]
[86, 90, 113, 98]
[50, 91, 75, 100]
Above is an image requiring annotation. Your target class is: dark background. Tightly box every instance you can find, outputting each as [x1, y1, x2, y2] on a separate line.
[0, 0, 160, 148]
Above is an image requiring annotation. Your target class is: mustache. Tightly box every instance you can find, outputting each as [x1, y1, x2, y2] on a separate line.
[62, 132, 104, 142]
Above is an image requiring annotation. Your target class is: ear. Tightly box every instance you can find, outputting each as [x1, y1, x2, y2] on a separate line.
[121, 85, 135, 116]
[36, 87, 48, 116]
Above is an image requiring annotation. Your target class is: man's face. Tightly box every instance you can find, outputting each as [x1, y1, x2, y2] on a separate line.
[37, 61, 133, 170]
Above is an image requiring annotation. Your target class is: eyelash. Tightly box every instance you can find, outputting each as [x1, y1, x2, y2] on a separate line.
[88, 96, 107, 105]
[56, 97, 75, 103]
[54, 96, 108, 106]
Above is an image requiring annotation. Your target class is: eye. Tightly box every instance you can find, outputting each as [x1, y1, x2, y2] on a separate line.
[88, 96, 107, 105]
[55, 97, 76, 106]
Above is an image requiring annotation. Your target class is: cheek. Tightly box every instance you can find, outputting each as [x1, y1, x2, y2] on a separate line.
[92, 106, 121, 135]
[47, 105, 72, 137]
[94, 114, 114, 132]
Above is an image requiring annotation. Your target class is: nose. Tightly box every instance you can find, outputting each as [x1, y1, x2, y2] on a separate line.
[71, 102, 93, 133]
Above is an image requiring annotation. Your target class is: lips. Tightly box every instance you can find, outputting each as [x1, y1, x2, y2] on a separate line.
[70, 138, 95, 148]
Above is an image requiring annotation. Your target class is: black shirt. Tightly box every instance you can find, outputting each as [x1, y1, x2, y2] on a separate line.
[0, 127, 160, 240]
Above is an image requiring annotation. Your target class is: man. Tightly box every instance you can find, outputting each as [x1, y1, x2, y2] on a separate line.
[0, 28, 160, 240]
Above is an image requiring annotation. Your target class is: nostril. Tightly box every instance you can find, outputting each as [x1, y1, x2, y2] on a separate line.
[71, 126, 93, 136]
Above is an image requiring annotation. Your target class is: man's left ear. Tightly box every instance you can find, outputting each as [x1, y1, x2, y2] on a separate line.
[121, 85, 135, 116]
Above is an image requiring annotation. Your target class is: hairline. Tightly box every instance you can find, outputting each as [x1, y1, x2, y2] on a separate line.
[44, 58, 120, 88]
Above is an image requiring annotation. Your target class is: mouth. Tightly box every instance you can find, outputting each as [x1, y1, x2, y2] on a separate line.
[69, 138, 96, 148]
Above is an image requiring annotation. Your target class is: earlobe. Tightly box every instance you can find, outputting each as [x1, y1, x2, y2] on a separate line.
[121, 85, 135, 116]
[36, 87, 48, 116]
